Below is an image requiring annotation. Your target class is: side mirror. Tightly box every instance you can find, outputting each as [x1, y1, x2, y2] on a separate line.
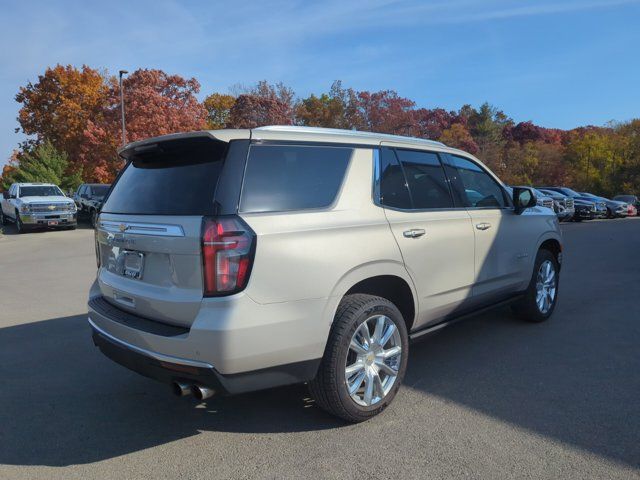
[2, 192, 8, 200]
[513, 187, 537, 214]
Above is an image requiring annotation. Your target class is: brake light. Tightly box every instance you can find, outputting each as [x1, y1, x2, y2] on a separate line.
[201, 216, 256, 296]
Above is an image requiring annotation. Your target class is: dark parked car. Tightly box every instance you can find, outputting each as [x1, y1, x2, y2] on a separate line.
[540, 187, 607, 219]
[73, 183, 111, 227]
[580, 192, 627, 218]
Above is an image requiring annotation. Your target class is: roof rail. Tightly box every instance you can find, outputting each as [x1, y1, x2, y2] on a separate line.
[253, 125, 446, 147]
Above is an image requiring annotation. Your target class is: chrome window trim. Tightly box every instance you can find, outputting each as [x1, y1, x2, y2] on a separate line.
[98, 221, 185, 237]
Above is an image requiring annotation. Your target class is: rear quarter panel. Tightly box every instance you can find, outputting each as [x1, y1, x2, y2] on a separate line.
[239, 148, 412, 314]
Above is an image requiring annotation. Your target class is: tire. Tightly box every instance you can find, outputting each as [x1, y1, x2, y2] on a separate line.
[308, 294, 409, 423]
[512, 249, 559, 323]
[0, 209, 6, 226]
[90, 209, 97, 228]
[15, 212, 26, 234]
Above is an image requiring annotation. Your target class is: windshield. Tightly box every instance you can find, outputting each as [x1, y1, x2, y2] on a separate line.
[91, 185, 110, 197]
[561, 188, 581, 197]
[19, 186, 63, 197]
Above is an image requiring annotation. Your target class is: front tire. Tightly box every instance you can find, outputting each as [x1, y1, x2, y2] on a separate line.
[15, 212, 26, 234]
[512, 249, 559, 322]
[309, 294, 409, 423]
[0, 210, 6, 226]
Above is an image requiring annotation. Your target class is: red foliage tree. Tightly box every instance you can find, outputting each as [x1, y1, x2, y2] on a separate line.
[79, 69, 207, 182]
[355, 90, 415, 135]
[227, 94, 293, 129]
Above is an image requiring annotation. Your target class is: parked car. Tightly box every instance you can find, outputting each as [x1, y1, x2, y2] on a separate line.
[613, 195, 639, 215]
[74, 183, 111, 227]
[628, 204, 638, 216]
[88, 126, 562, 422]
[537, 189, 575, 222]
[0, 183, 77, 233]
[579, 192, 627, 218]
[540, 187, 607, 218]
[506, 186, 560, 216]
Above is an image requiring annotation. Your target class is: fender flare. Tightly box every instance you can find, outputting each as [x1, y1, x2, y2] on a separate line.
[321, 260, 419, 329]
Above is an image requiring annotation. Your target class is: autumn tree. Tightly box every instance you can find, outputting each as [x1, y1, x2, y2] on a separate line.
[227, 94, 293, 129]
[295, 81, 361, 129]
[15, 65, 109, 162]
[411, 108, 458, 140]
[355, 90, 415, 135]
[203, 93, 236, 129]
[439, 123, 478, 154]
[80, 69, 208, 181]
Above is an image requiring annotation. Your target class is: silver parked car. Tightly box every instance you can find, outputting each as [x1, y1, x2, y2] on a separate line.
[88, 126, 563, 422]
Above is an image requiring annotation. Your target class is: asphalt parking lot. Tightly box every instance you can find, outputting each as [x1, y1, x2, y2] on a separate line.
[1, 219, 639, 479]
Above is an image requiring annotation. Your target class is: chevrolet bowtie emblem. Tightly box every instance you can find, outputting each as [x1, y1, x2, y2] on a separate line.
[48, 205, 56, 211]
[119, 224, 128, 233]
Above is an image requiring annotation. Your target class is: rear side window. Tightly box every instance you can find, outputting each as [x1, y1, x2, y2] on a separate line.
[101, 137, 227, 215]
[379, 148, 412, 209]
[239, 145, 352, 213]
[394, 149, 453, 209]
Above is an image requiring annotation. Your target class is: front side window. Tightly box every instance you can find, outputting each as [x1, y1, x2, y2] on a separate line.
[239, 145, 352, 213]
[448, 155, 507, 208]
[395, 149, 453, 209]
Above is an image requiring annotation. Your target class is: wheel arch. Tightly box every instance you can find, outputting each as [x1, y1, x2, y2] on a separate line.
[326, 262, 418, 332]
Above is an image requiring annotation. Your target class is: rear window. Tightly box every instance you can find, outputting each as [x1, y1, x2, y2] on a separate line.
[239, 145, 352, 213]
[101, 137, 227, 215]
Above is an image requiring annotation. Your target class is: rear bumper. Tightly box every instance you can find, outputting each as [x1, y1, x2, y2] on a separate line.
[90, 319, 319, 395]
[87, 280, 327, 394]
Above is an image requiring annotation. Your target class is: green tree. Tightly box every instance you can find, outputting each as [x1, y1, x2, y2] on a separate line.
[8, 141, 82, 191]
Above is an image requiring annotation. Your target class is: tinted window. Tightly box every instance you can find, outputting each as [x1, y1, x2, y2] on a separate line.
[379, 148, 412, 209]
[239, 145, 352, 213]
[448, 155, 507, 208]
[102, 137, 227, 215]
[395, 150, 453, 209]
[91, 185, 110, 197]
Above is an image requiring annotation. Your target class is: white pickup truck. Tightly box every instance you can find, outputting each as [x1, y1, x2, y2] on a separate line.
[1, 182, 77, 233]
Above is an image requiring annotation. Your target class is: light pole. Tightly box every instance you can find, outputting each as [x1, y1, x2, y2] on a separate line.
[119, 70, 128, 146]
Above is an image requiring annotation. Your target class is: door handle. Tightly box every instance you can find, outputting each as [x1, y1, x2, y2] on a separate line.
[475, 222, 492, 231]
[403, 228, 426, 238]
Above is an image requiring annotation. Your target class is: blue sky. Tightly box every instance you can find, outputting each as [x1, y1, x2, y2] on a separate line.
[1, 0, 639, 167]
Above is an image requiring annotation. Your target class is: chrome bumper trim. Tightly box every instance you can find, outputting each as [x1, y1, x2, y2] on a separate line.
[88, 317, 213, 369]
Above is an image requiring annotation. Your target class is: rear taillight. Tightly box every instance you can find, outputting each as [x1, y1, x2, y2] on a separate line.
[202, 216, 256, 296]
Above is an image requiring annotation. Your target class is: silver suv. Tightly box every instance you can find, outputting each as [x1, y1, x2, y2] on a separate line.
[88, 126, 562, 422]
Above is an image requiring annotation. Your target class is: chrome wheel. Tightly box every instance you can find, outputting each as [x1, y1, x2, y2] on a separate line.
[345, 315, 402, 407]
[536, 260, 557, 314]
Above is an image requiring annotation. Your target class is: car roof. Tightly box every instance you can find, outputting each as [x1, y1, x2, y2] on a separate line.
[15, 183, 56, 186]
[118, 126, 485, 159]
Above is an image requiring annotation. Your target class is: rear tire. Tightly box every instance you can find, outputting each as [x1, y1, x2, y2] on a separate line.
[309, 294, 409, 423]
[512, 249, 559, 323]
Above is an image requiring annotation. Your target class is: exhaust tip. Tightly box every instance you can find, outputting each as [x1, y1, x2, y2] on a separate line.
[172, 381, 192, 397]
[191, 384, 215, 401]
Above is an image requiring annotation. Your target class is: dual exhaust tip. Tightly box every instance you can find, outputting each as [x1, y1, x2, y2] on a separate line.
[172, 381, 215, 400]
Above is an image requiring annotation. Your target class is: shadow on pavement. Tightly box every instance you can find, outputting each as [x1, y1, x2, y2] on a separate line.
[0, 222, 638, 467]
